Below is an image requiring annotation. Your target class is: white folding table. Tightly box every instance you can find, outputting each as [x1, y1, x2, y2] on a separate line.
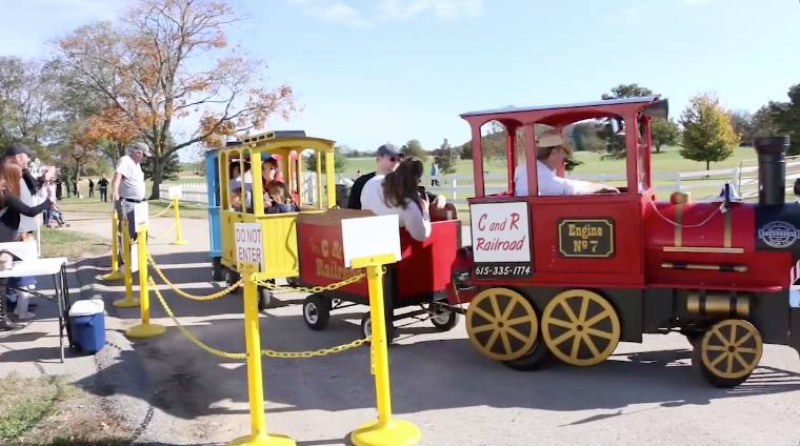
[0, 257, 71, 362]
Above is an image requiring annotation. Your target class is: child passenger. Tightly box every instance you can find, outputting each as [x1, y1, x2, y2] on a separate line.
[265, 182, 299, 214]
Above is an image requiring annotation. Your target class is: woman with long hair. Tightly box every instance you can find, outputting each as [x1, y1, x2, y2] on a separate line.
[361, 157, 431, 241]
[0, 160, 53, 324]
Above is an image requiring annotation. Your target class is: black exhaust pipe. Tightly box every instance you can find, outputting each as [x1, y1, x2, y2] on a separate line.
[754, 136, 790, 206]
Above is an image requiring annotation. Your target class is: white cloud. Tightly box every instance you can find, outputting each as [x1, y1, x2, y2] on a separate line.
[284, 0, 484, 28]
[379, 0, 484, 20]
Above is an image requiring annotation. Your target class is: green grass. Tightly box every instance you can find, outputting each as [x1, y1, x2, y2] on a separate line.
[0, 374, 65, 443]
[40, 228, 109, 260]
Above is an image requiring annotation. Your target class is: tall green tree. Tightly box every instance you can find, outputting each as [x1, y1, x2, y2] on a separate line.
[767, 83, 800, 155]
[728, 110, 755, 146]
[599, 84, 655, 157]
[0, 56, 59, 150]
[432, 138, 459, 174]
[400, 139, 426, 159]
[305, 145, 346, 173]
[651, 118, 681, 153]
[680, 93, 740, 170]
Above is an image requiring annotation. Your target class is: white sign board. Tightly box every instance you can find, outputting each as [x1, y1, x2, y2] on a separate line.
[234, 223, 265, 272]
[469, 202, 532, 278]
[168, 186, 182, 200]
[341, 215, 401, 268]
[133, 202, 149, 230]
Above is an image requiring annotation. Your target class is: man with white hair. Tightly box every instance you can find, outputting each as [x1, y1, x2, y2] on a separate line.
[514, 130, 619, 196]
[112, 142, 151, 240]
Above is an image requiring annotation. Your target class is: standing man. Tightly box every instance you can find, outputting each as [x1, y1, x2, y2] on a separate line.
[98, 177, 109, 202]
[88, 178, 94, 198]
[112, 142, 150, 241]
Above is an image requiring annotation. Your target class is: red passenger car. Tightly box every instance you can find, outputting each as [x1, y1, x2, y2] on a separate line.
[456, 96, 800, 387]
[297, 209, 463, 339]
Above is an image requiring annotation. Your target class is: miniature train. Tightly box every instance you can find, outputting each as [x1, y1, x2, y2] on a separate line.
[205, 96, 800, 387]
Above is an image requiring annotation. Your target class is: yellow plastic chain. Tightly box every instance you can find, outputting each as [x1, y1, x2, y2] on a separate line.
[253, 272, 366, 294]
[151, 279, 369, 359]
[148, 254, 242, 301]
[151, 201, 174, 218]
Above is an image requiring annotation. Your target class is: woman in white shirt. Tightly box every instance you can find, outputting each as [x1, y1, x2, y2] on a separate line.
[360, 157, 431, 242]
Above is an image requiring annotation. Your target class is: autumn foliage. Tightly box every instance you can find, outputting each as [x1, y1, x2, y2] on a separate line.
[55, 0, 296, 198]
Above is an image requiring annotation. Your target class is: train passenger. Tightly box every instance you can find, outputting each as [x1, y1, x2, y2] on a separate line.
[265, 182, 300, 214]
[514, 131, 619, 196]
[350, 143, 447, 211]
[229, 161, 251, 211]
[348, 143, 403, 210]
[361, 157, 431, 242]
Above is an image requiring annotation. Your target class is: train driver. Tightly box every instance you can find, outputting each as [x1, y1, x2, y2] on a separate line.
[514, 131, 619, 196]
[361, 157, 432, 242]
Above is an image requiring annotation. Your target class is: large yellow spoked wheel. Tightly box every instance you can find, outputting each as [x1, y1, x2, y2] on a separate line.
[466, 288, 538, 362]
[541, 289, 621, 367]
[697, 319, 763, 388]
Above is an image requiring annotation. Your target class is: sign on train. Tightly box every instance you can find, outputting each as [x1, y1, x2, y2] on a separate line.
[341, 215, 401, 267]
[168, 186, 182, 200]
[470, 201, 532, 278]
[234, 223, 265, 272]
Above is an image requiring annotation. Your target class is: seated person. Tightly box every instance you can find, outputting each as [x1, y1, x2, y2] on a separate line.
[361, 157, 431, 242]
[265, 182, 300, 214]
[229, 161, 252, 211]
[514, 131, 619, 196]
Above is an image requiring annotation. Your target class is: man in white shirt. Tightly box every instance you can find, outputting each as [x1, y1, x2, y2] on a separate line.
[112, 142, 150, 240]
[514, 131, 619, 196]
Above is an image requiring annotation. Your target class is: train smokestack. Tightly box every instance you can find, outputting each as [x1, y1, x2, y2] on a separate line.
[754, 136, 790, 206]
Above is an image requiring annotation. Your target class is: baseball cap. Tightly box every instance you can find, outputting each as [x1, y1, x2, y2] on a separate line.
[376, 143, 402, 159]
[130, 142, 152, 157]
[4, 143, 34, 158]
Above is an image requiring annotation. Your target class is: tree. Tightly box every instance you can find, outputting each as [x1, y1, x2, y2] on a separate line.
[143, 150, 180, 181]
[400, 139, 426, 159]
[55, 0, 296, 199]
[599, 84, 655, 157]
[767, 83, 800, 155]
[679, 93, 740, 170]
[432, 138, 459, 174]
[305, 145, 346, 173]
[728, 110, 755, 146]
[570, 121, 605, 152]
[0, 56, 59, 150]
[651, 118, 681, 153]
[751, 105, 782, 138]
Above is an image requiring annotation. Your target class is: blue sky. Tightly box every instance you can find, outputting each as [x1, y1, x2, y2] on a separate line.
[1, 0, 798, 158]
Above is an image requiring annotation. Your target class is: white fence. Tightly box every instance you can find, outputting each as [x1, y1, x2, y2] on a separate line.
[161, 163, 786, 207]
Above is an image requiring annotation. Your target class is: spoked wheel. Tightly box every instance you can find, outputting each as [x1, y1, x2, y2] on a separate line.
[541, 289, 620, 367]
[697, 319, 763, 388]
[302, 294, 330, 331]
[465, 288, 538, 362]
[225, 269, 241, 288]
[360, 312, 396, 344]
[430, 304, 460, 331]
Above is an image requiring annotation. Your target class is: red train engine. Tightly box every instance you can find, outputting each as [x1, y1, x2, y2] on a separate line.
[455, 96, 800, 387]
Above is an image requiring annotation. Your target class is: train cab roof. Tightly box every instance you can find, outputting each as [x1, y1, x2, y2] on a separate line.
[460, 95, 668, 127]
[220, 130, 335, 155]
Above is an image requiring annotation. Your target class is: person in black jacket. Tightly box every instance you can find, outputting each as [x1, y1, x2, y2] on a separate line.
[0, 160, 52, 328]
[348, 144, 404, 210]
[348, 143, 447, 211]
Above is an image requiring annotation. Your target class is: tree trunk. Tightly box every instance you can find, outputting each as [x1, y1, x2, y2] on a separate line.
[655, 143, 661, 154]
[149, 156, 162, 200]
[706, 160, 710, 171]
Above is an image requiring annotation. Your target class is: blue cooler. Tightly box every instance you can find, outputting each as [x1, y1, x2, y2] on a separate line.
[68, 300, 106, 354]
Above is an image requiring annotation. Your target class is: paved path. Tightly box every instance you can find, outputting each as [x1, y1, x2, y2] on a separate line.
[16, 211, 800, 446]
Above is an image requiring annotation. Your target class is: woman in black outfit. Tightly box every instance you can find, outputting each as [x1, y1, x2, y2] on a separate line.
[0, 162, 52, 329]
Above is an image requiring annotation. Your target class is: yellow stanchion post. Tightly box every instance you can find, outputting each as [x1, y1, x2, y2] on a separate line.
[101, 212, 123, 281]
[126, 226, 167, 338]
[230, 266, 294, 446]
[113, 219, 139, 308]
[350, 254, 421, 446]
[171, 197, 187, 245]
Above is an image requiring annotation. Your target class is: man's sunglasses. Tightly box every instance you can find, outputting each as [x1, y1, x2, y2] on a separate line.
[390, 154, 404, 162]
